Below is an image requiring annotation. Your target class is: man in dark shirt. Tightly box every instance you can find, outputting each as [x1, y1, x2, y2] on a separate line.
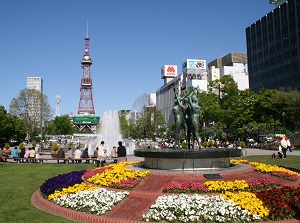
[117, 141, 126, 163]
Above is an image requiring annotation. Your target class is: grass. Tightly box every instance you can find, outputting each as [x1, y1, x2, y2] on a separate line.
[0, 153, 300, 223]
[0, 163, 95, 223]
[240, 156, 300, 169]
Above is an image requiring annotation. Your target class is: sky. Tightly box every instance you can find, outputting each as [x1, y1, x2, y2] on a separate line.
[0, 0, 274, 118]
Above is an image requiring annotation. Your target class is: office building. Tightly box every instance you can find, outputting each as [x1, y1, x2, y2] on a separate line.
[208, 52, 249, 90]
[246, 0, 300, 92]
[26, 77, 43, 128]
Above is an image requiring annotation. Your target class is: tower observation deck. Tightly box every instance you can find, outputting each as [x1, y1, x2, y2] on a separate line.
[73, 23, 100, 134]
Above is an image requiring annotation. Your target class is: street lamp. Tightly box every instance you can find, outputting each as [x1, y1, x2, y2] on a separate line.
[282, 111, 286, 129]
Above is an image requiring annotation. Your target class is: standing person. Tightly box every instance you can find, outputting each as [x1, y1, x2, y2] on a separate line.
[117, 141, 127, 163]
[67, 147, 74, 163]
[74, 147, 82, 163]
[97, 141, 107, 167]
[286, 137, 292, 152]
[280, 136, 288, 159]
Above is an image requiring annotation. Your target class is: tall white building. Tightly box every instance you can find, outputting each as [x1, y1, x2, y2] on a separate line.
[26, 77, 43, 128]
[27, 77, 43, 92]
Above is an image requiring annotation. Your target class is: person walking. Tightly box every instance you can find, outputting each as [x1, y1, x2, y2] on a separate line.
[280, 137, 288, 159]
[117, 141, 127, 163]
[286, 138, 292, 152]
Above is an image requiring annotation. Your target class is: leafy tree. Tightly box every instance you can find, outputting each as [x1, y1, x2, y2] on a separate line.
[9, 89, 53, 136]
[45, 115, 76, 135]
[0, 106, 27, 143]
[119, 111, 130, 138]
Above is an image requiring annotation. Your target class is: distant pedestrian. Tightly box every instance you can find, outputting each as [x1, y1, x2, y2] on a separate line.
[286, 138, 292, 152]
[280, 137, 288, 159]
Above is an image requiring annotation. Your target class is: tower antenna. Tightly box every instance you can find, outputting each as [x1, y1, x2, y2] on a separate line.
[86, 19, 88, 38]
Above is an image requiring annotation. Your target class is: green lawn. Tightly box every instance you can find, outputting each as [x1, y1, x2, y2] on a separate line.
[0, 163, 95, 223]
[240, 154, 300, 169]
[0, 155, 300, 223]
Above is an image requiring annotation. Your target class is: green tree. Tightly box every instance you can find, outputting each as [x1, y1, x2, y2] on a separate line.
[119, 111, 130, 138]
[0, 106, 27, 143]
[45, 115, 76, 135]
[9, 89, 53, 136]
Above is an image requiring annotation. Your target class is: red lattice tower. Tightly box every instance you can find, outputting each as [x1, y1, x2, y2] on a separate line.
[77, 30, 95, 115]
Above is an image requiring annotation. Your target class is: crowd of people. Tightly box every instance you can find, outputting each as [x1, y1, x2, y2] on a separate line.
[56, 140, 127, 166]
[0, 146, 39, 163]
[0, 140, 128, 166]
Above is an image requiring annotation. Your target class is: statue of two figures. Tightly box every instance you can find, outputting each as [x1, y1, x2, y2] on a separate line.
[173, 86, 201, 149]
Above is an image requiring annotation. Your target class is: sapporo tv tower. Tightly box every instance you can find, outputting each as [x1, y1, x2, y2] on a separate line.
[73, 22, 100, 134]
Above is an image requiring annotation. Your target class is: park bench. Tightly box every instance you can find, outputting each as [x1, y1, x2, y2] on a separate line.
[4, 156, 118, 164]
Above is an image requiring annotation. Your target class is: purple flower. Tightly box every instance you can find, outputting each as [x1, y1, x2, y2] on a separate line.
[40, 170, 86, 197]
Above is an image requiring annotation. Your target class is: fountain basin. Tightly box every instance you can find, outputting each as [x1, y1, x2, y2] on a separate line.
[134, 148, 242, 170]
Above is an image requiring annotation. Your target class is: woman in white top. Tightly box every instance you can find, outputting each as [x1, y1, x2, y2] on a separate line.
[97, 141, 107, 167]
[74, 148, 82, 163]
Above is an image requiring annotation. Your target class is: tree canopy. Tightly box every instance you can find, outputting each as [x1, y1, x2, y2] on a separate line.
[9, 89, 53, 136]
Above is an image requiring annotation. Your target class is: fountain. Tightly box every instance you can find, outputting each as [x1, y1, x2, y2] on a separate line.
[134, 86, 242, 170]
[92, 110, 135, 156]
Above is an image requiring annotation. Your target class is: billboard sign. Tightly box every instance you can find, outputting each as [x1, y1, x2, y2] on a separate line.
[182, 59, 206, 70]
[161, 65, 177, 78]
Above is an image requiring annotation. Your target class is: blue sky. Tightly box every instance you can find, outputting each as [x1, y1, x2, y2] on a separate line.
[0, 0, 274, 118]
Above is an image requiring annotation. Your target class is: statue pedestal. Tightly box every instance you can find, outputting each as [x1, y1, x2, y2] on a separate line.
[134, 148, 242, 170]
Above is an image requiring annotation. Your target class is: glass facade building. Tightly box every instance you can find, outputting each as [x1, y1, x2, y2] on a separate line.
[246, 0, 300, 93]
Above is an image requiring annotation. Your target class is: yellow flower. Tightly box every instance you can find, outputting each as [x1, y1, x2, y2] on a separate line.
[221, 191, 269, 217]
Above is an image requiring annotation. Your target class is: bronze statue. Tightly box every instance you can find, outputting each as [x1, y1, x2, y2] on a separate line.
[173, 86, 201, 149]
[172, 87, 187, 148]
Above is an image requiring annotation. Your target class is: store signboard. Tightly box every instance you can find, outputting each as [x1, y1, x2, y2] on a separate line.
[161, 65, 177, 78]
[182, 59, 206, 70]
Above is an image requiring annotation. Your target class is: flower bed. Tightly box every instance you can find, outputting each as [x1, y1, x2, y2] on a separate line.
[143, 193, 264, 222]
[231, 159, 300, 181]
[84, 161, 151, 189]
[39, 160, 300, 222]
[163, 178, 281, 194]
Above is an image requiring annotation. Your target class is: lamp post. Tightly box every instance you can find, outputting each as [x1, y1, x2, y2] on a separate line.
[282, 111, 286, 129]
